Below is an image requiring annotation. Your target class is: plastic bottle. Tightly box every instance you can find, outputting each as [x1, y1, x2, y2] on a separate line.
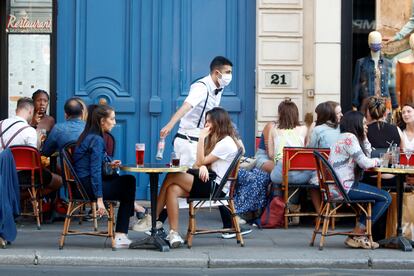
[155, 137, 165, 160]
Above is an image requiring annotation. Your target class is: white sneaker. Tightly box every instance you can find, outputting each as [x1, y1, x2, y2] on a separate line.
[132, 214, 163, 232]
[114, 233, 132, 249]
[166, 230, 183, 248]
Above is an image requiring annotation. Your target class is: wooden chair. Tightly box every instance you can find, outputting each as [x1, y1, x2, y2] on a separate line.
[58, 143, 116, 250]
[10, 145, 43, 230]
[282, 147, 330, 228]
[186, 147, 244, 248]
[310, 151, 374, 250]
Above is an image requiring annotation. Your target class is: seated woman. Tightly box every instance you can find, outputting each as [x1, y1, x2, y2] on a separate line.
[307, 101, 342, 148]
[268, 99, 316, 213]
[329, 111, 391, 249]
[30, 89, 55, 132]
[153, 107, 240, 248]
[401, 103, 414, 151]
[363, 96, 402, 185]
[73, 104, 136, 249]
[254, 121, 276, 173]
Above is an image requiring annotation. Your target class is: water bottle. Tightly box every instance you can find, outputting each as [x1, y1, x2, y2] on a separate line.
[155, 137, 165, 160]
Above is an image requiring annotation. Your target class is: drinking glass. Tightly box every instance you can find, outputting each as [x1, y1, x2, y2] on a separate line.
[170, 151, 180, 167]
[379, 153, 389, 168]
[405, 151, 412, 168]
[391, 147, 400, 168]
[135, 143, 145, 167]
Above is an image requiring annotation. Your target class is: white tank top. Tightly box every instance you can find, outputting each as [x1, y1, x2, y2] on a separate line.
[273, 127, 306, 161]
[403, 130, 414, 151]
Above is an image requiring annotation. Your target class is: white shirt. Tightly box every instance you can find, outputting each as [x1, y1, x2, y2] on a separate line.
[178, 74, 222, 133]
[403, 130, 414, 151]
[0, 115, 37, 153]
[210, 136, 238, 194]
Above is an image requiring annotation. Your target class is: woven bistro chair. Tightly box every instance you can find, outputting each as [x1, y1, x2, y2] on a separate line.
[185, 147, 243, 248]
[58, 142, 116, 250]
[311, 151, 374, 250]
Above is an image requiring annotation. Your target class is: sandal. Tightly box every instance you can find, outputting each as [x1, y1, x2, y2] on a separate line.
[0, 237, 6, 249]
[345, 236, 378, 249]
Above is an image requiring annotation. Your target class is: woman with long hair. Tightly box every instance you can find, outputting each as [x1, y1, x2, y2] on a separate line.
[308, 101, 342, 148]
[73, 105, 136, 249]
[400, 103, 414, 151]
[151, 107, 240, 248]
[254, 120, 276, 173]
[329, 111, 391, 249]
[268, 99, 315, 215]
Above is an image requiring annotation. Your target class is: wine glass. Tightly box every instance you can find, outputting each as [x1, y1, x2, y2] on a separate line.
[405, 151, 412, 168]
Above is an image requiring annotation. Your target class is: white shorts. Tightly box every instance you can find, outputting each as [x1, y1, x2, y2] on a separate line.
[173, 135, 198, 167]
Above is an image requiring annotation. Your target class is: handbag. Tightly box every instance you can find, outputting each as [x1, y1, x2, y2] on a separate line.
[102, 154, 118, 177]
[385, 192, 414, 240]
[239, 156, 256, 171]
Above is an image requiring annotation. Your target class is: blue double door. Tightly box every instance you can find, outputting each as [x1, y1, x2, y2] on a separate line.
[57, 0, 256, 199]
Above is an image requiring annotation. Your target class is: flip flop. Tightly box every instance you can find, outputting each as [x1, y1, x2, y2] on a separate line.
[345, 236, 378, 249]
[0, 237, 6, 249]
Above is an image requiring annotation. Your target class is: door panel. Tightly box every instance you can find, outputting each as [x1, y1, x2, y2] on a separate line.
[57, 0, 255, 199]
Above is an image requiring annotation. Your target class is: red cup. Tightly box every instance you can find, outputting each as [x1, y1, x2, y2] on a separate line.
[135, 143, 145, 166]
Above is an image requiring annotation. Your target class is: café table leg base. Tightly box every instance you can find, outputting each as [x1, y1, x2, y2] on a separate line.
[129, 234, 170, 252]
[378, 236, 414, 252]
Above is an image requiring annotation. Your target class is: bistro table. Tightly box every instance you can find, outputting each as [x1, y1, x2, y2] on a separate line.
[120, 163, 188, 252]
[372, 166, 414, 251]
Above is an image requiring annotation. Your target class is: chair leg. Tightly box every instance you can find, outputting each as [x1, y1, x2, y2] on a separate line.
[187, 201, 195, 248]
[310, 202, 326, 246]
[330, 209, 336, 231]
[366, 203, 373, 249]
[319, 203, 331, 250]
[108, 203, 115, 250]
[92, 202, 98, 231]
[29, 186, 41, 230]
[284, 186, 289, 229]
[229, 200, 244, 247]
[59, 201, 74, 249]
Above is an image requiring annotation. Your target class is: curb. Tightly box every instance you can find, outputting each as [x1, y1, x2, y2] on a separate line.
[2, 254, 414, 269]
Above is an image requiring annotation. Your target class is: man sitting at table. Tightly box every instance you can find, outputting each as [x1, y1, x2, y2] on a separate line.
[0, 97, 62, 198]
[41, 98, 86, 156]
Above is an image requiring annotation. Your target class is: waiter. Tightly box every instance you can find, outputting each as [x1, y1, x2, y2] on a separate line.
[160, 56, 233, 167]
[157, 56, 252, 239]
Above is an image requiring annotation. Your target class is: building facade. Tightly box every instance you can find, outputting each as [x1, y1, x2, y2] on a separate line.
[1, 0, 369, 198]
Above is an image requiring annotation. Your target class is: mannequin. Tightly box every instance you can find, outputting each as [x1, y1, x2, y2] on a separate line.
[396, 33, 414, 106]
[352, 31, 398, 111]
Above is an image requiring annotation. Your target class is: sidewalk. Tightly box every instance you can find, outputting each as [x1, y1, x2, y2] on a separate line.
[2, 207, 414, 270]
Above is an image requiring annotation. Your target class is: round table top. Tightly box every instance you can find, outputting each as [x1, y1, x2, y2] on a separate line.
[371, 166, 414, 174]
[120, 163, 188, 173]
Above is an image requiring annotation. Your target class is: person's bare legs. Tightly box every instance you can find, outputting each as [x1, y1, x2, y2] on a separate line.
[166, 184, 190, 231]
[156, 172, 194, 219]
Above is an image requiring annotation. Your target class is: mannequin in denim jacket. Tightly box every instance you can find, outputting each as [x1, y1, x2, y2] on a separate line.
[352, 31, 398, 111]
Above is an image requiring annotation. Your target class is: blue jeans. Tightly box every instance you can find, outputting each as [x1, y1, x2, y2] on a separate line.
[347, 183, 392, 226]
[270, 162, 312, 202]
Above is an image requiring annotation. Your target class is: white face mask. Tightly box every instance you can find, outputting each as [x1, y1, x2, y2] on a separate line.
[217, 71, 232, 87]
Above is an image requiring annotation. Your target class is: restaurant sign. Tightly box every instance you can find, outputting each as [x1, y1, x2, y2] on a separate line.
[6, 14, 52, 33]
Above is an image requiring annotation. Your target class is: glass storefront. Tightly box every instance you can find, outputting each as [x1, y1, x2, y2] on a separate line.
[1, 0, 55, 118]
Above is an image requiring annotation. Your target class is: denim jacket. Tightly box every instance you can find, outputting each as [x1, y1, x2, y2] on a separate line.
[41, 118, 85, 157]
[73, 134, 105, 198]
[352, 54, 397, 109]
